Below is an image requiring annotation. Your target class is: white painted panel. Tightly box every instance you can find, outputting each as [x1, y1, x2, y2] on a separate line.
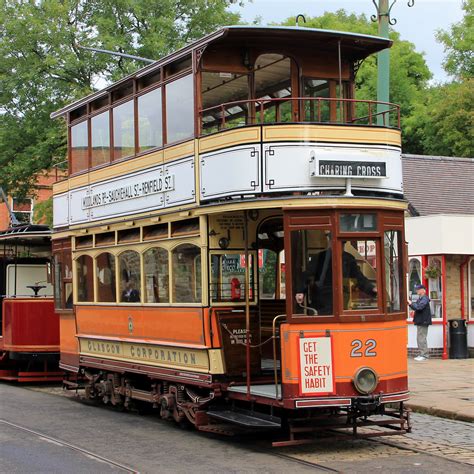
[407, 324, 443, 348]
[200, 144, 260, 200]
[69, 187, 90, 224]
[164, 157, 196, 206]
[53, 193, 69, 228]
[263, 143, 402, 194]
[6, 264, 53, 297]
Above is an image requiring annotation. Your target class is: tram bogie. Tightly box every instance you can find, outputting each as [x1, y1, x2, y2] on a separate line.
[51, 26, 411, 442]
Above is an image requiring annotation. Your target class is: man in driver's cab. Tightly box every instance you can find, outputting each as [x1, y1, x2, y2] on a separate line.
[295, 233, 377, 315]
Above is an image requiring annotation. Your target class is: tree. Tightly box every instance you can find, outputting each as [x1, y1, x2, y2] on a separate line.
[278, 11, 432, 153]
[0, 0, 241, 198]
[436, 0, 474, 80]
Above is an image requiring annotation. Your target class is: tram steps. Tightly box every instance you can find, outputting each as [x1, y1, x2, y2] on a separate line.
[206, 408, 281, 429]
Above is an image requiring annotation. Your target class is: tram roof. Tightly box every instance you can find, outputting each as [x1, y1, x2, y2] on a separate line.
[0, 224, 51, 242]
[51, 26, 392, 119]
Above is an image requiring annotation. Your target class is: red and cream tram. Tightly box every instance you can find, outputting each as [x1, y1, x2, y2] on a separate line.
[0, 225, 61, 382]
[51, 27, 410, 444]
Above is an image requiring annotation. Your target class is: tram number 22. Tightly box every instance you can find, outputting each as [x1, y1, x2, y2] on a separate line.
[350, 339, 377, 357]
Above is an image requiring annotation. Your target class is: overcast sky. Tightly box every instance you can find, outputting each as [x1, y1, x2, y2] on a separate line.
[230, 0, 465, 82]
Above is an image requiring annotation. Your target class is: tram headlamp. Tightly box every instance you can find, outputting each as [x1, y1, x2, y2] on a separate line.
[353, 367, 378, 395]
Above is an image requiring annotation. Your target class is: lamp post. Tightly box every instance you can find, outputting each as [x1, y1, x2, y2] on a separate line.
[371, 0, 415, 124]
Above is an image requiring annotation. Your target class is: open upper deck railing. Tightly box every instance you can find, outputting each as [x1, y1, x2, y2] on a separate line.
[199, 97, 400, 135]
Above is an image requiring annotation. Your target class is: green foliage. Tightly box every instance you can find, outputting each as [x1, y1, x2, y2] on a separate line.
[0, 0, 241, 197]
[33, 197, 53, 227]
[405, 79, 474, 157]
[436, 0, 474, 80]
[279, 11, 432, 153]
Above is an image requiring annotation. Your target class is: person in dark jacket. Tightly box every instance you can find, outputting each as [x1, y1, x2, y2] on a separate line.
[409, 284, 432, 361]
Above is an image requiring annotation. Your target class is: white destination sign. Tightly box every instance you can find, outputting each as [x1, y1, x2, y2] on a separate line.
[299, 336, 334, 395]
[82, 174, 175, 209]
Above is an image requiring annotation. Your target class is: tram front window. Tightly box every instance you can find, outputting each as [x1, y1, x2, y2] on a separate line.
[342, 240, 378, 310]
[292, 229, 333, 316]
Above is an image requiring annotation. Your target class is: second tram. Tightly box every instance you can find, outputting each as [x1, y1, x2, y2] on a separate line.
[51, 26, 410, 444]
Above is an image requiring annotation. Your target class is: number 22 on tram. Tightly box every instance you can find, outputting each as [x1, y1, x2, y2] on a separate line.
[51, 26, 410, 444]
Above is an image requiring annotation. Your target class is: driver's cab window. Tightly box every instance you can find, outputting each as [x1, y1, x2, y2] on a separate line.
[292, 229, 333, 316]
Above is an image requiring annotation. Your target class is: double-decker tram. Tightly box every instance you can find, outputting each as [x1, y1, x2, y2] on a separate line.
[51, 27, 410, 444]
[0, 224, 61, 382]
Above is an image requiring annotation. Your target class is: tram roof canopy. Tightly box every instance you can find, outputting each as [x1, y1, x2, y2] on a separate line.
[51, 26, 392, 119]
[0, 224, 51, 242]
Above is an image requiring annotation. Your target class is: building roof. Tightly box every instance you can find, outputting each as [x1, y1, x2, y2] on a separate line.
[51, 26, 391, 119]
[402, 154, 474, 216]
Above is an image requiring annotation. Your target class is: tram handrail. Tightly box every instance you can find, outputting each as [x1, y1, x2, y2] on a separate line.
[272, 314, 287, 400]
[199, 96, 401, 132]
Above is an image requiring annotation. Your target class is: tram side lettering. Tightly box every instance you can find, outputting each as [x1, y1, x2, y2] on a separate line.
[318, 161, 387, 177]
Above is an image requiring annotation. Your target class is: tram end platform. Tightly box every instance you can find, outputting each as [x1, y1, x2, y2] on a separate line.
[407, 358, 474, 422]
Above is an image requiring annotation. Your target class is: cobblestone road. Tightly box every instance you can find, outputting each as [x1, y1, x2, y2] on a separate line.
[7, 385, 474, 473]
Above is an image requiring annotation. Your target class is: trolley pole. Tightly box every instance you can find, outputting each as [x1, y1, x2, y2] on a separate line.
[371, 1, 415, 125]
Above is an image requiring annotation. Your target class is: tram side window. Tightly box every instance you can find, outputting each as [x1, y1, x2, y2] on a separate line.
[77, 255, 94, 302]
[292, 230, 333, 316]
[70, 121, 88, 174]
[138, 87, 163, 151]
[144, 248, 169, 303]
[384, 230, 403, 312]
[96, 252, 116, 303]
[113, 100, 135, 160]
[119, 251, 141, 303]
[342, 240, 378, 311]
[91, 111, 110, 168]
[210, 253, 255, 303]
[172, 244, 201, 303]
[166, 74, 194, 144]
[54, 249, 73, 309]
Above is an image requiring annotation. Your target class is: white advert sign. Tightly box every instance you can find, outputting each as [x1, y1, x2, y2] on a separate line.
[53, 157, 195, 227]
[299, 336, 335, 395]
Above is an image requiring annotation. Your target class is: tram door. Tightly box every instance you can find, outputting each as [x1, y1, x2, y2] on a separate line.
[257, 218, 286, 364]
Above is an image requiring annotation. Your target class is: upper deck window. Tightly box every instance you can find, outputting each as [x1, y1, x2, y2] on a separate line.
[91, 111, 110, 168]
[138, 87, 163, 151]
[113, 100, 135, 161]
[166, 74, 194, 144]
[165, 55, 192, 78]
[70, 121, 89, 174]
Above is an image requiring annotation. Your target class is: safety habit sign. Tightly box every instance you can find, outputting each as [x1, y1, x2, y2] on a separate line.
[299, 336, 335, 395]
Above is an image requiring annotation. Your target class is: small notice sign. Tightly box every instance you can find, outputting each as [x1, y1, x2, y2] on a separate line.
[299, 336, 335, 396]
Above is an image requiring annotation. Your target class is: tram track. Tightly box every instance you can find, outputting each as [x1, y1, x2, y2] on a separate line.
[0, 419, 138, 473]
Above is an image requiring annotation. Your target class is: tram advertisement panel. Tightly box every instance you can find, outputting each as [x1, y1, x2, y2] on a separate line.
[299, 336, 335, 396]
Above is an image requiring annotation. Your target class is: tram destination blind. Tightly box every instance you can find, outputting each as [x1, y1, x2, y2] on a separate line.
[315, 160, 387, 178]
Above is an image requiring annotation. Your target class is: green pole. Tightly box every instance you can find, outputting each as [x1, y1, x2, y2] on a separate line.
[377, 0, 390, 125]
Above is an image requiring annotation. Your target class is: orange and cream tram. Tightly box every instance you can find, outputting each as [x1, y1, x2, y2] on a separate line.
[51, 27, 410, 444]
[0, 225, 61, 382]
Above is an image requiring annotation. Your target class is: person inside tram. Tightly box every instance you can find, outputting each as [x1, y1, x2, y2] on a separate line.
[121, 269, 140, 303]
[295, 232, 377, 315]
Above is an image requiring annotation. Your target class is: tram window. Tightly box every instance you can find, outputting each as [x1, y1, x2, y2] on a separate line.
[77, 255, 94, 302]
[119, 251, 141, 303]
[165, 74, 194, 144]
[138, 87, 163, 151]
[384, 231, 402, 312]
[76, 235, 93, 249]
[95, 232, 116, 247]
[144, 248, 169, 303]
[54, 254, 64, 308]
[259, 249, 277, 300]
[172, 244, 201, 303]
[341, 240, 378, 311]
[201, 72, 250, 134]
[210, 253, 255, 303]
[96, 252, 116, 303]
[91, 111, 110, 168]
[70, 121, 89, 174]
[255, 55, 292, 124]
[292, 230, 333, 316]
[303, 79, 330, 122]
[340, 214, 377, 232]
[118, 228, 140, 243]
[171, 218, 199, 236]
[113, 100, 135, 160]
[143, 223, 168, 240]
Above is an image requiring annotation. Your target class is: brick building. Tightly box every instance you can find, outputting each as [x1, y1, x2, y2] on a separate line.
[403, 154, 474, 358]
[0, 171, 59, 229]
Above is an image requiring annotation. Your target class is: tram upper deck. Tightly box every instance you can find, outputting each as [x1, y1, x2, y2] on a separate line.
[52, 26, 401, 231]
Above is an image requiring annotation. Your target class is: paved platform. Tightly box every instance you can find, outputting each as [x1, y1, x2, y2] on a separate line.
[408, 358, 474, 422]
